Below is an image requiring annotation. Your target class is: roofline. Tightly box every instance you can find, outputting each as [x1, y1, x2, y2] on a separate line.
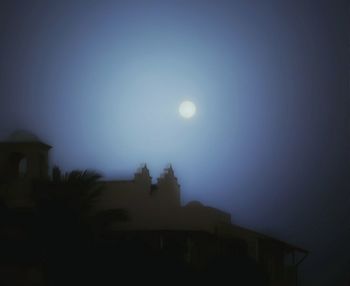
[101, 229, 307, 254]
[0, 141, 52, 149]
[230, 223, 308, 254]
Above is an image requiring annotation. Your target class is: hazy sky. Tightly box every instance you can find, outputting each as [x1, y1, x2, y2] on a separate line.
[0, 0, 349, 284]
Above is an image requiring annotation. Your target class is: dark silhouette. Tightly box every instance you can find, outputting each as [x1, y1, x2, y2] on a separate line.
[0, 165, 128, 286]
[32, 166, 127, 240]
[30, 167, 128, 285]
[0, 132, 307, 286]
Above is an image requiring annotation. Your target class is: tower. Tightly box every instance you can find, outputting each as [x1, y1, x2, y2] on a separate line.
[0, 131, 51, 181]
[134, 164, 152, 192]
[156, 165, 181, 209]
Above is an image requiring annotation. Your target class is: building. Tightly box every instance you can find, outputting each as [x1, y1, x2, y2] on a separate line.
[0, 131, 308, 286]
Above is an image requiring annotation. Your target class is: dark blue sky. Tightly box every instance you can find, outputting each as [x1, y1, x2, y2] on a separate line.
[0, 0, 349, 284]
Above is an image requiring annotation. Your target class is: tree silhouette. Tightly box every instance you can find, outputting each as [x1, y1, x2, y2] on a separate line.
[32, 166, 127, 240]
[31, 166, 128, 285]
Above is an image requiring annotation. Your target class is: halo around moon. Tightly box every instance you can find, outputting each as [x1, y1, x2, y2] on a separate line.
[179, 101, 196, 119]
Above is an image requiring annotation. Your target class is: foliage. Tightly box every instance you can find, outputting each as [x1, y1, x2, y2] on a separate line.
[32, 166, 128, 241]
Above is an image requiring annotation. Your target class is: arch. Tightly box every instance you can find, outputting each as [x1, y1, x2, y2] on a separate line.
[7, 152, 27, 179]
[18, 157, 28, 177]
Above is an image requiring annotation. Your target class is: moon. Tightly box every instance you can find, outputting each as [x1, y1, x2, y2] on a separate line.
[179, 101, 196, 119]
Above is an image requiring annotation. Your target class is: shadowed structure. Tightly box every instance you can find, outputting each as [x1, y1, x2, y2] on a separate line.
[0, 134, 307, 286]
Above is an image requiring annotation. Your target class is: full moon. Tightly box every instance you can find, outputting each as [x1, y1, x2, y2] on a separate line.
[179, 101, 196, 119]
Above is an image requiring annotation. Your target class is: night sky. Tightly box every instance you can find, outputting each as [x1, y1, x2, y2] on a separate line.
[0, 0, 349, 284]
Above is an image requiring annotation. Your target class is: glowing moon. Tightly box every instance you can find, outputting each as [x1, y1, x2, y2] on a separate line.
[179, 101, 196, 119]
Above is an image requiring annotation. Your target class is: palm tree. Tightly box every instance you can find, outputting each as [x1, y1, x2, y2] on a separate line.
[31, 166, 128, 285]
[32, 166, 127, 240]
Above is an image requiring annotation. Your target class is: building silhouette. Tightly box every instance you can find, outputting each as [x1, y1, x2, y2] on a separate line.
[0, 131, 308, 286]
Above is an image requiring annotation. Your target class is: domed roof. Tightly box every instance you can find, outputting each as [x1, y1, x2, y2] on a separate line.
[185, 201, 204, 208]
[7, 130, 41, 142]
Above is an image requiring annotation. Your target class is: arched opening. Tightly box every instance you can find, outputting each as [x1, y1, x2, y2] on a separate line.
[18, 157, 28, 178]
[7, 153, 27, 179]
